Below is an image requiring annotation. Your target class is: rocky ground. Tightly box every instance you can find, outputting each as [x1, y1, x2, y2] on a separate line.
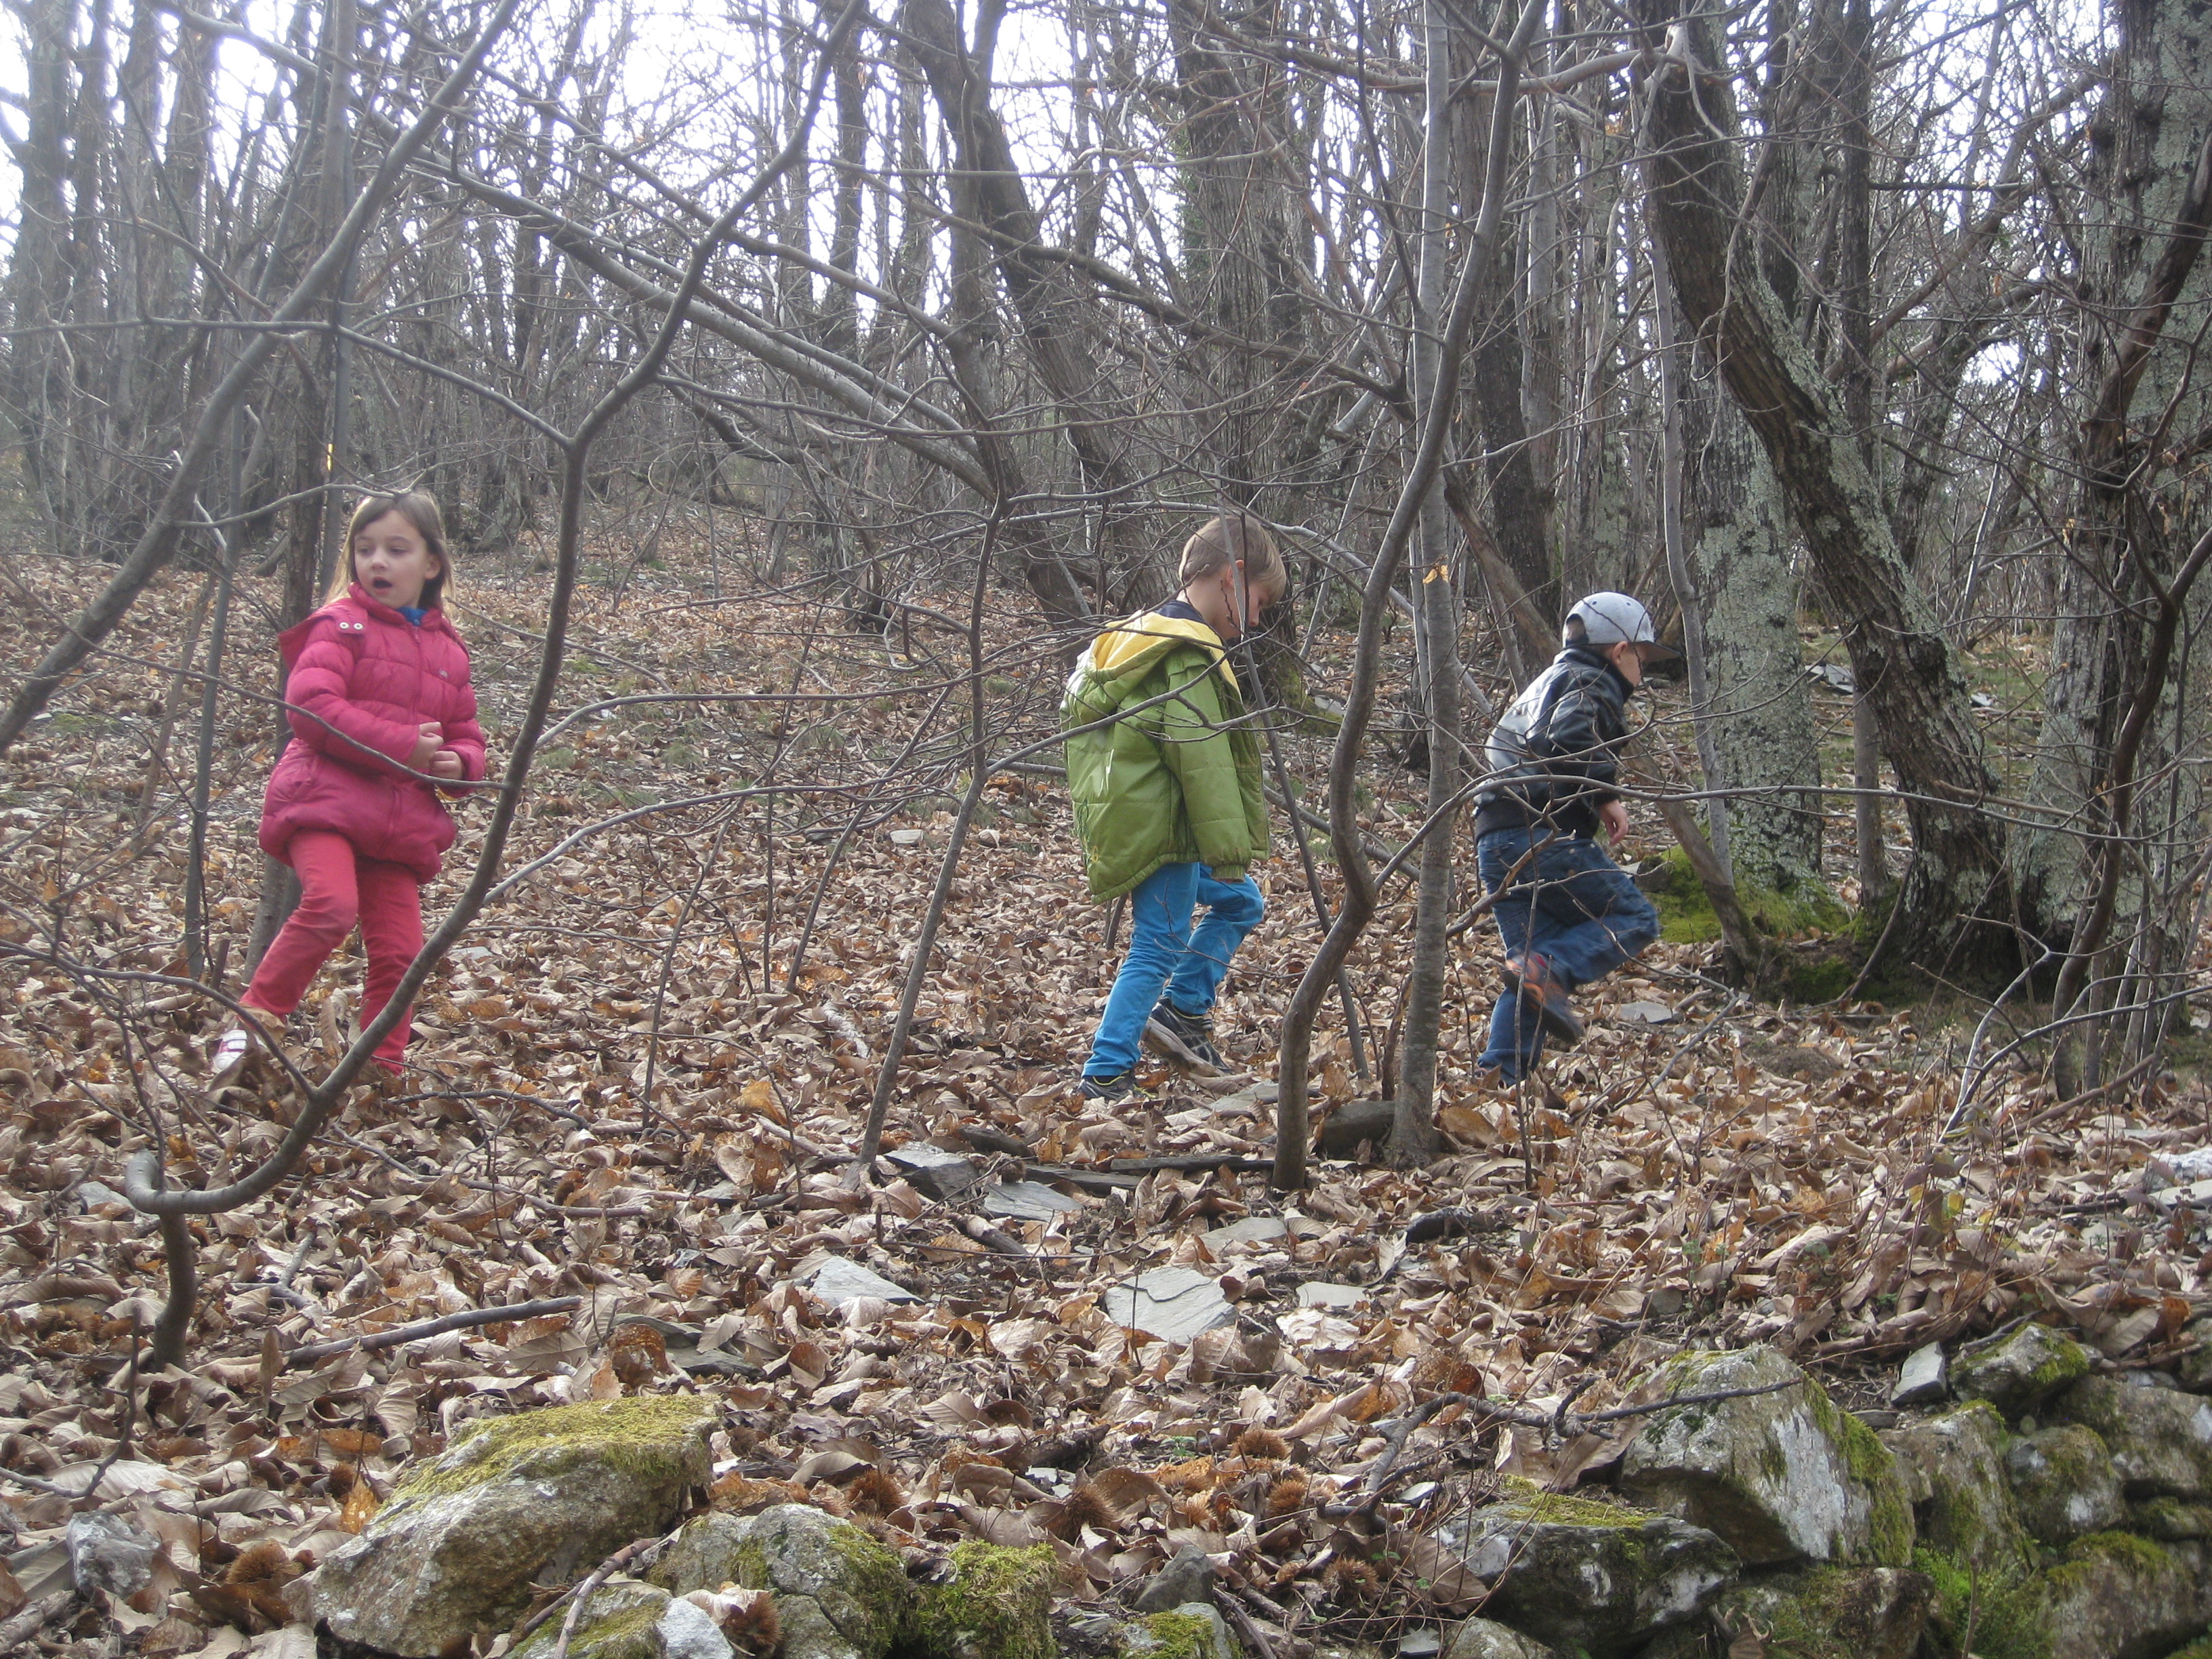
[4, 538, 2212, 1658]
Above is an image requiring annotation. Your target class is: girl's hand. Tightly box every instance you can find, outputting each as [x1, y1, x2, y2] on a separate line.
[1600, 798, 1630, 844]
[409, 722, 443, 770]
[428, 750, 464, 781]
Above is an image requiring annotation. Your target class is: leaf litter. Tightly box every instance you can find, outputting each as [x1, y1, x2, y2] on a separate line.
[2, 541, 2210, 1656]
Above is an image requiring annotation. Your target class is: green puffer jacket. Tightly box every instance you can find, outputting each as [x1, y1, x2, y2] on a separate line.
[1062, 611, 1269, 903]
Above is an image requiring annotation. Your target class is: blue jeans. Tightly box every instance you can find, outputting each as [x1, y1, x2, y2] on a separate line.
[1478, 827, 1658, 1080]
[1084, 862, 1266, 1078]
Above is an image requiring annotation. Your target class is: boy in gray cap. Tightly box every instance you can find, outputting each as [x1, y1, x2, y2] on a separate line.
[1472, 592, 1674, 1080]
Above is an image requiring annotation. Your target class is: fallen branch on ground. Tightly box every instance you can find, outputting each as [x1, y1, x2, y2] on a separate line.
[283, 1296, 583, 1368]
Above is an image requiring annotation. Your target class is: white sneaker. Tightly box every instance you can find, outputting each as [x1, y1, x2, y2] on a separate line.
[210, 1022, 262, 1082]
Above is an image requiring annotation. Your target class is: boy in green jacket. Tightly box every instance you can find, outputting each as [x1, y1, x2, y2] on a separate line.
[1063, 514, 1285, 1100]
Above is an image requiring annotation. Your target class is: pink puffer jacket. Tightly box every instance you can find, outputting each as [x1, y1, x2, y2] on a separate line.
[258, 586, 487, 882]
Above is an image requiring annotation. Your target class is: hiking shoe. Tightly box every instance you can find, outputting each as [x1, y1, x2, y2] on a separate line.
[1078, 1071, 1146, 1103]
[1504, 952, 1584, 1046]
[1145, 1002, 1222, 1070]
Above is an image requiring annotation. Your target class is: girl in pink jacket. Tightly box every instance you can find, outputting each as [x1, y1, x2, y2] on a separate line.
[213, 491, 487, 1079]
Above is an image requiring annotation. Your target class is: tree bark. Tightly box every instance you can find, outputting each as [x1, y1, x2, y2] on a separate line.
[1636, 0, 2007, 969]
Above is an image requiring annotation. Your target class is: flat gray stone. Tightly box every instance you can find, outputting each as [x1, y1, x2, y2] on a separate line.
[1103, 1267, 1234, 1344]
[1891, 1342, 1948, 1408]
[1296, 1282, 1366, 1310]
[1614, 1000, 1677, 1025]
[1128, 1544, 1214, 1612]
[1204, 1216, 1290, 1248]
[796, 1257, 919, 1307]
[886, 1145, 981, 1201]
[982, 1181, 1082, 1221]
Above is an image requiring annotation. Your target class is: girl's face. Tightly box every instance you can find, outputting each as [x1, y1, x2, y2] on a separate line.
[353, 512, 441, 610]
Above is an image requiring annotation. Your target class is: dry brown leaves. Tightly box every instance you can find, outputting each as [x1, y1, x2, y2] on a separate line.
[1, 542, 2208, 1657]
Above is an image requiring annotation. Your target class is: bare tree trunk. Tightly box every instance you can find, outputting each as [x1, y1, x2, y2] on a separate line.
[1635, 0, 2007, 972]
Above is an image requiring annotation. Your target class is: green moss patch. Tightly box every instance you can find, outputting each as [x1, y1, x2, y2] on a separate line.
[1126, 1612, 1221, 1659]
[1914, 1546, 2051, 1659]
[910, 1542, 1059, 1659]
[395, 1396, 713, 1504]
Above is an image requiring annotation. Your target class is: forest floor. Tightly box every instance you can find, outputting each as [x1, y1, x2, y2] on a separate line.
[1, 533, 2209, 1656]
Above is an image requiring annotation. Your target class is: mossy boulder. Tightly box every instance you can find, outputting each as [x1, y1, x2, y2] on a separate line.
[1119, 1605, 1236, 1659]
[2049, 1376, 2212, 1500]
[1882, 1403, 2029, 1572]
[292, 1396, 714, 1656]
[1618, 1345, 1913, 1567]
[2174, 1315, 2212, 1393]
[913, 1542, 1059, 1659]
[2130, 1496, 2212, 1540]
[2042, 1532, 2212, 1659]
[2003, 1426, 2125, 1546]
[656, 1509, 1056, 1659]
[668, 1503, 910, 1659]
[1913, 1547, 2050, 1659]
[511, 1579, 735, 1659]
[1437, 1487, 1737, 1659]
[1714, 1566, 1935, 1659]
[1950, 1323, 2090, 1418]
[1441, 1617, 1560, 1659]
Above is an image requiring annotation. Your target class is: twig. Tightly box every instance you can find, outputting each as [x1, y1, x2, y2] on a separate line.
[0, 1595, 68, 1651]
[1221, 1589, 1283, 1659]
[514, 1532, 670, 1658]
[283, 1296, 582, 1368]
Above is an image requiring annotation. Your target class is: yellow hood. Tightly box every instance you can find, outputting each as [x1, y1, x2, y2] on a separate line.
[1085, 611, 1238, 690]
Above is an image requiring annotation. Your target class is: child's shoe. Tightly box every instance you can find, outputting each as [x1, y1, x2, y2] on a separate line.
[1504, 952, 1584, 1046]
[1078, 1070, 1147, 1104]
[209, 1010, 282, 1084]
[1145, 1002, 1222, 1070]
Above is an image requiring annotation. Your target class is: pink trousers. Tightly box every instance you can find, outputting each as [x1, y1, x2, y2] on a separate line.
[243, 830, 424, 1072]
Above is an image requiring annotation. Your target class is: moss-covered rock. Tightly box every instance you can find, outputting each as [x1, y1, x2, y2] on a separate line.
[2003, 1426, 2125, 1546]
[1713, 1566, 1935, 1659]
[292, 1396, 714, 1657]
[2174, 1316, 2212, 1393]
[1441, 1617, 1559, 1659]
[2130, 1495, 2212, 1540]
[1619, 1345, 1913, 1567]
[1120, 1606, 1235, 1659]
[1437, 1488, 1736, 1659]
[1913, 1547, 2050, 1659]
[1950, 1324, 2090, 1419]
[511, 1579, 735, 1659]
[2041, 1532, 2212, 1659]
[1883, 1403, 2029, 1573]
[912, 1542, 1058, 1659]
[686, 1503, 911, 1659]
[657, 1510, 1056, 1659]
[2049, 1376, 2212, 1500]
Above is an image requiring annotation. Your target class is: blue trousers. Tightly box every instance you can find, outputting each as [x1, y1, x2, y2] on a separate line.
[1478, 827, 1658, 1080]
[1084, 862, 1266, 1078]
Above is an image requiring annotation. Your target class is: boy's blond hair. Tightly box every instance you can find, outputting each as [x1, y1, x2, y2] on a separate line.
[1178, 514, 1287, 596]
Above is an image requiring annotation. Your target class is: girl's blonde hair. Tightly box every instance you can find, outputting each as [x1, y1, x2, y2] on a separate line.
[1178, 513, 1287, 596]
[327, 490, 451, 607]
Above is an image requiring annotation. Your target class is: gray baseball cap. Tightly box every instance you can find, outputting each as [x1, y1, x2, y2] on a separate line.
[1565, 591, 1681, 660]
